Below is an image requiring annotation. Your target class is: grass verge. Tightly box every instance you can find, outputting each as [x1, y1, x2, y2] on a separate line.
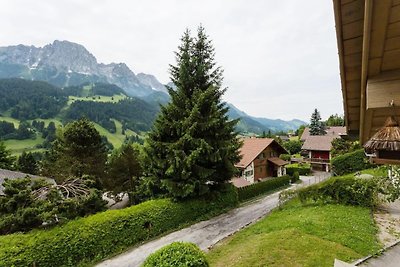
[207, 199, 380, 267]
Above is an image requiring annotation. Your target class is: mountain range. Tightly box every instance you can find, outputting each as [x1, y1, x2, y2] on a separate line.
[0, 40, 306, 133]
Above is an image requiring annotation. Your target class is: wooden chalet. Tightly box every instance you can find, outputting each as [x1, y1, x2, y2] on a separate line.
[333, 0, 400, 164]
[235, 138, 288, 184]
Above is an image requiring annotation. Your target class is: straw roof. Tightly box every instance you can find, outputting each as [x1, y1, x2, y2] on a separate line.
[364, 116, 400, 153]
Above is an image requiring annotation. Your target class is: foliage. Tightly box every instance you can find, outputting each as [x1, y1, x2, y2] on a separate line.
[42, 118, 107, 183]
[142, 242, 209, 267]
[285, 163, 311, 176]
[282, 140, 302, 155]
[237, 176, 290, 202]
[0, 78, 68, 120]
[104, 143, 143, 204]
[17, 151, 38, 174]
[331, 138, 361, 158]
[309, 108, 326, 135]
[0, 141, 15, 169]
[144, 26, 241, 199]
[326, 114, 345, 126]
[279, 153, 291, 161]
[292, 171, 300, 183]
[207, 199, 380, 267]
[331, 149, 372, 176]
[294, 176, 379, 207]
[0, 184, 238, 267]
[295, 124, 306, 138]
[0, 177, 106, 235]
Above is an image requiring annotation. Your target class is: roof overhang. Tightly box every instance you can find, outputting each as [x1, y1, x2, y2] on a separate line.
[333, 0, 400, 144]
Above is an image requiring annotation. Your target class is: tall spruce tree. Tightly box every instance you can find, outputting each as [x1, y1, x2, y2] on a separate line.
[309, 108, 326, 135]
[144, 26, 241, 199]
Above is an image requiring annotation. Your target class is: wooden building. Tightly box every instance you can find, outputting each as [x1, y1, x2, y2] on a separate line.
[235, 138, 288, 184]
[333, 0, 400, 144]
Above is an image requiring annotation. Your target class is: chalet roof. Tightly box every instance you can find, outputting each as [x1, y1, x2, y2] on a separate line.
[236, 138, 276, 169]
[301, 136, 335, 152]
[268, 157, 288, 166]
[0, 168, 55, 195]
[230, 177, 251, 188]
[300, 127, 347, 141]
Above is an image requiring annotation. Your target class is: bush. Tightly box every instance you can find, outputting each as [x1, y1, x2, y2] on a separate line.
[142, 242, 208, 267]
[237, 175, 291, 202]
[291, 171, 300, 183]
[0, 184, 238, 267]
[331, 149, 372, 176]
[279, 154, 291, 161]
[296, 176, 378, 207]
[286, 163, 311, 176]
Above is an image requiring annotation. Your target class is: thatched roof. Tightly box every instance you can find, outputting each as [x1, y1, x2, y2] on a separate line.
[364, 116, 400, 154]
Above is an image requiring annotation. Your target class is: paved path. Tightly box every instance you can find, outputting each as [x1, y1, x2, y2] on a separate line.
[359, 243, 400, 266]
[97, 172, 331, 267]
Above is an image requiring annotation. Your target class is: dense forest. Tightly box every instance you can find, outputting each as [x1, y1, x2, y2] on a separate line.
[0, 78, 68, 120]
[65, 99, 158, 132]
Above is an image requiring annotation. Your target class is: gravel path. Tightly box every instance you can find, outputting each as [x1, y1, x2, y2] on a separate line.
[97, 172, 330, 267]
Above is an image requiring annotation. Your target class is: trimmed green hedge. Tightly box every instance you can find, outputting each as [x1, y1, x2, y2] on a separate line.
[0, 185, 238, 267]
[142, 242, 209, 267]
[237, 175, 291, 202]
[331, 149, 373, 176]
[297, 176, 378, 207]
[286, 163, 311, 176]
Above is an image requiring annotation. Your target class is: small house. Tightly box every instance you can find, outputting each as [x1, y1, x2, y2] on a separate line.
[235, 138, 288, 184]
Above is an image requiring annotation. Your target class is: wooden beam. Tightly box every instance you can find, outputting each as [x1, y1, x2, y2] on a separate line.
[360, 0, 373, 144]
[334, 0, 351, 130]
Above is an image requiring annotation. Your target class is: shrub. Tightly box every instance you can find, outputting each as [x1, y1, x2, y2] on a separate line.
[0, 184, 238, 267]
[286, 163, 311, 176]
[297, 176, 378, 207]
[291, 171, 300, 183]
[279, 154, 291, 161]
[142, 242, 208, 267]
[237, 175, 290, 202]
[331, 149, 373, 176]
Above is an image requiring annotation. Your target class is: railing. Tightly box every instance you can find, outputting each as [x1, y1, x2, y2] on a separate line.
[304, 158, 330, 164]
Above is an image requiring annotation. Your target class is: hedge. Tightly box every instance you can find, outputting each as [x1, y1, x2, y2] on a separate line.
[297, 176, 378, 207]
[142, 242, 209, 267]
[285, 163, 311, 176]
[0, 185, 238, 267]
[237, 175, 291, 202]
[331, 149, 373, 176]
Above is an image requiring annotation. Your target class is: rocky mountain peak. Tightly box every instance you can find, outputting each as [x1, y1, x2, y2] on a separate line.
[137, 73, 168, 93]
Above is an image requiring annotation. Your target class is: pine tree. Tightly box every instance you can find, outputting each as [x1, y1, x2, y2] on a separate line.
[309, 108, 326, 135]
[144, 26, 241, 199]
[0, 141, 15, 169]
[17, 151, 38, 174]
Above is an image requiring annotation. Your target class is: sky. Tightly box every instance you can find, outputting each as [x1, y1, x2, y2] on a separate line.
[0, 0, 343, 122]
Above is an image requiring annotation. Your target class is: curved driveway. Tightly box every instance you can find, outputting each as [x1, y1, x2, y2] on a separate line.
[97, 173, 330, 267]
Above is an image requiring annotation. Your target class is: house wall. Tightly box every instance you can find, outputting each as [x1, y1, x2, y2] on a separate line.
[242, 162, 255, 183]
[311, 150, 330, 160]
[253, 146, 282, 180]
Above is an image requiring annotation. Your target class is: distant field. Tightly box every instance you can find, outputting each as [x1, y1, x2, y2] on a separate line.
[4, 133, 45, 155]
[0, 116, 20, 127]
[93, 120, 138, 149]
[67, 94, 127, 105]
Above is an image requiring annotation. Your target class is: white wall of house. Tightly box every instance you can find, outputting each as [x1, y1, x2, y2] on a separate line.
[243, 162, 255, 183]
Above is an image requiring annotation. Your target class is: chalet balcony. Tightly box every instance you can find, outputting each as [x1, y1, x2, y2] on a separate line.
[304, 158, 330, 164]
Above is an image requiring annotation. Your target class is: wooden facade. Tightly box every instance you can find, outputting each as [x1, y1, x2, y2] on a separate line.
[334, 0, 400, 144]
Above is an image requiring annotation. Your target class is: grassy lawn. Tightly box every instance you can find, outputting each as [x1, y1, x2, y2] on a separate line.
[207, 199, 380, 267]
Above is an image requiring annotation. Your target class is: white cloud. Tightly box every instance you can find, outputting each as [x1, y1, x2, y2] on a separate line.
[0, 0, 342, 121]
